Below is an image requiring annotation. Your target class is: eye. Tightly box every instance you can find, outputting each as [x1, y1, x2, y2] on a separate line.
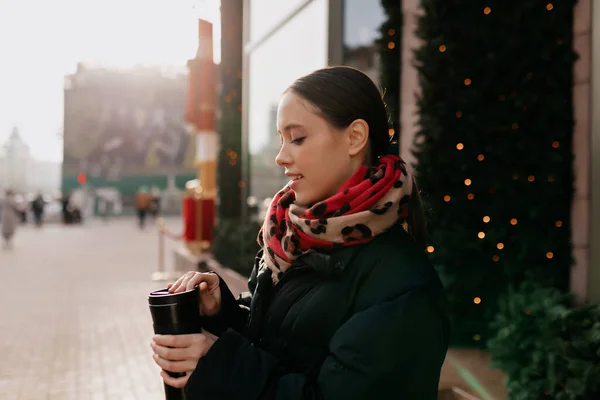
[291, 137, 305, 145]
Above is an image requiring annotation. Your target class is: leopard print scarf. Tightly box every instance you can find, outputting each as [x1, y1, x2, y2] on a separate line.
[258, 154, 413, 284]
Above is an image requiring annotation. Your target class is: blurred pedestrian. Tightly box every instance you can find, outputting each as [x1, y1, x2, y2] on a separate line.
[14, 194, 27, 224]
[135, 187, 151, 229]
[150, 186, 161, 219]
[1, 190, 19, 249]
[31, 194, 45, 227]
[61, 193, 72, 224]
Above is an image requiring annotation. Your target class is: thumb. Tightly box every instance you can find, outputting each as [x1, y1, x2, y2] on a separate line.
[198, 274, 221, 315]
[198, 273, 220, 294]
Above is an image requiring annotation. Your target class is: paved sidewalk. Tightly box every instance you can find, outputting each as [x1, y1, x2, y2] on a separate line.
[0, 217, 199, 400]
[0, 217, 507, 400]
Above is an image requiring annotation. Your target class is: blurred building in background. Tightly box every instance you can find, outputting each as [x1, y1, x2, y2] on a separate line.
[0, 127, 61, 196]
[62, 63, 199, 213]
[0, 127, 31, 193]
[29, 161, 61, 194]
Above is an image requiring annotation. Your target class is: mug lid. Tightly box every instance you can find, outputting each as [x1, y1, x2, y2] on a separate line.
[148, 287, 198, 305]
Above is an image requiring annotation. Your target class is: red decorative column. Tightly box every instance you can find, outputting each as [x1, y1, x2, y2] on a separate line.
[183, 19, 217, 255]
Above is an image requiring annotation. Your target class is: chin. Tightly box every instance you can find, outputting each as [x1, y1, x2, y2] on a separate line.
[294, 192, 323, 209]
[293, 195, 307, 207]
[292, 191, 311, 208]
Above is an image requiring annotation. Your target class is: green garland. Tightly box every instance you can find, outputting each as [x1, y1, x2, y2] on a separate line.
[217, 0, 244, 222]
[377, 0, 402, 152]
[412, 0, 577, 347]
[488, 283, 600, 399]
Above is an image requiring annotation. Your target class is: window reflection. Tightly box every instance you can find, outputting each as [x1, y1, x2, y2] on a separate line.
[342, 0, 386, 86]
[342, 0, 399, 154]
[248, 0, 328, 218]
[249, 0, 311, 42]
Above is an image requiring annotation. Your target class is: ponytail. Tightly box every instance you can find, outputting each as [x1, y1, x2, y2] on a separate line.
[406, 176, 428, 249]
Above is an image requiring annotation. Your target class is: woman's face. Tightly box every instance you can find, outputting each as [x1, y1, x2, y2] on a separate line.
[275, 91, 364, 207]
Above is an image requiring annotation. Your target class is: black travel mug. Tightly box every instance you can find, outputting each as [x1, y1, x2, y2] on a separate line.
[148, 287, 203, 400]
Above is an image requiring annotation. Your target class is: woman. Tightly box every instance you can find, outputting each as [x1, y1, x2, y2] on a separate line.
[151, 66, 449, 399]
[1, 190, 18, 249]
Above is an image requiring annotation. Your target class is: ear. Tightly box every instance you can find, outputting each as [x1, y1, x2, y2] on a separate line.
[347, 119, 370, 157]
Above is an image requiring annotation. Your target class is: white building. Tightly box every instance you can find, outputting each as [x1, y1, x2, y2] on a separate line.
[28, 161, 62, 194]
[0, 127, 31, 194]
[0, 127, 61, 195]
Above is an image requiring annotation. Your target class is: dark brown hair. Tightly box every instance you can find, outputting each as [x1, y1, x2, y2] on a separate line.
[287, 66, 429, 248]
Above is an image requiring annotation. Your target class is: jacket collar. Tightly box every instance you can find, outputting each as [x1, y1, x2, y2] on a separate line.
[294, 245, 359, 277]
[293, 223, 407, 276]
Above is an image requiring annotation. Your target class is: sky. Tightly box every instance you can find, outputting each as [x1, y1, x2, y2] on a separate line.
[0, 0, 221, 162]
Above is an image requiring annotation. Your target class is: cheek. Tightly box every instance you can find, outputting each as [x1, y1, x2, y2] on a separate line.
[300, 141, 349, 196]
[300, 140, 344, 175]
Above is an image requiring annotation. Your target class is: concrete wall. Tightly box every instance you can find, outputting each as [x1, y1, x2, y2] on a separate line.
[572, 0, 592, 304]
[590, 0, 600, 303]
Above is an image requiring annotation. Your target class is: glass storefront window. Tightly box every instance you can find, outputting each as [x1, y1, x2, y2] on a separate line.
[247, 0, 328, 213]
[342, 0, 386, 86]
[249, 0, 312, 43]
[342, 0, 400, 154]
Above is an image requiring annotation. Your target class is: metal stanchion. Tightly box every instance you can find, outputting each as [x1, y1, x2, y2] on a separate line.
[152, 217, 173, 282]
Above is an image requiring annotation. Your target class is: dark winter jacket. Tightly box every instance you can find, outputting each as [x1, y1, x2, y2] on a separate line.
[187, 223, 450, 399]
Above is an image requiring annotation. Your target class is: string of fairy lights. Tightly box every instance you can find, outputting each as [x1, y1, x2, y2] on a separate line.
[423, 3, 561, 341]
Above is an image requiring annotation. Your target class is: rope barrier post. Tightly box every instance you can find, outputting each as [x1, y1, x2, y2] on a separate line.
[152, 217, 169, 281]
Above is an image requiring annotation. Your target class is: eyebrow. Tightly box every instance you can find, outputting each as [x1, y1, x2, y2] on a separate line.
[277, 123, 304, 134]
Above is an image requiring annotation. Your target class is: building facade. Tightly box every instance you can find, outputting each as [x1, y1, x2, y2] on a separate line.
[62, 64, 197, 210]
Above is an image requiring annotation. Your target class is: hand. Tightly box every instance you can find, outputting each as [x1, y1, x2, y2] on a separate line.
[151, 330, 218, 389]
[168, 271, 221, 316]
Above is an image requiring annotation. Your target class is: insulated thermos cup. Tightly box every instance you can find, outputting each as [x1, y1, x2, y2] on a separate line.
[148, 287, 203, 400]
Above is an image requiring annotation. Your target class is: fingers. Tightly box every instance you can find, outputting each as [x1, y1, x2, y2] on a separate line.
[160, 369, 189, 389]
[168, 271, 196, 293]
[151, 342, 188, 361]
[183, 272, 219, 292]
[152, 334, 208, 383]
[167, 275, 185, 293]
[201, 328, 218, 342]
[153, 354, 197, 374]
[197, 273, 219, 294]
[153, 334, 192, 348]
[168, 271, 218, 293]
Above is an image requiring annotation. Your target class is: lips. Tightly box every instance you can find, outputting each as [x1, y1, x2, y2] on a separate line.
[289, 175, 303, 189]
[286, 172, 303, 181]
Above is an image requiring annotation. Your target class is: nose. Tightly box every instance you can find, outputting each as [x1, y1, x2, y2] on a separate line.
[275, 143, 292, 167]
